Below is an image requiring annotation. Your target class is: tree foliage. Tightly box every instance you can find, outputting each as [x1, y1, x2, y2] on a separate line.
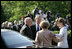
[1, 1, 71, 23]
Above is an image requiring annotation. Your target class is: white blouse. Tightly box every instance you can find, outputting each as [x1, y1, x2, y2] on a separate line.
[56, 26, 69, 48]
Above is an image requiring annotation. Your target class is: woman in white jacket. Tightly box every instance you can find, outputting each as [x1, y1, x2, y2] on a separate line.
[55, 17, 69, 48]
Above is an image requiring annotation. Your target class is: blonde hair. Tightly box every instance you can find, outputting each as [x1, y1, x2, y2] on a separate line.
[39, 21, 50, 29]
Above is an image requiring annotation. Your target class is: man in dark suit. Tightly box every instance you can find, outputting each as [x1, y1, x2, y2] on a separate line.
[20, 17, 33, 39]
[31, 14, 42, 40]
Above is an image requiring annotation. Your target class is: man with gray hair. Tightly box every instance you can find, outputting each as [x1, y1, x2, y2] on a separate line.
[20, 17, 33, 39]
[31, 14, 42, 40]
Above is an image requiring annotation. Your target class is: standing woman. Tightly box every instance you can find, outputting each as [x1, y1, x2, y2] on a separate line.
[55, 17, 69, 48]
[34, 21, 58, 48]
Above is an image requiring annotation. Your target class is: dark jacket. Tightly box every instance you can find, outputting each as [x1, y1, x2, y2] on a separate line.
[31, 24, 42, 40]
[20, 24, 33, 39]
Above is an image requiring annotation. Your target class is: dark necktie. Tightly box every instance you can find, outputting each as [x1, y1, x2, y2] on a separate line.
[37, 25, 39, 31]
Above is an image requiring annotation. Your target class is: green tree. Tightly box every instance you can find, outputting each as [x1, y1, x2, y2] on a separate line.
[1, 1, 71, 22]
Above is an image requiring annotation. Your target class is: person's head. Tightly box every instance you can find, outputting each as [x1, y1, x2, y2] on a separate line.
[39, 21, 50, 29]
[7, 22, 13, 29]
[35, 14, 42, 24]
[55, 17, 65, 29]
[24, 17, 32, 27]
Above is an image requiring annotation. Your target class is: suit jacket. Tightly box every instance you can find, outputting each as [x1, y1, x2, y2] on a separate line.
[31, 24, 42, 40]
[20, 24, 33, 39]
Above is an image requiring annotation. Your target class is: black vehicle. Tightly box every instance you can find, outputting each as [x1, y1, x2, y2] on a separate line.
[1, 29, 35, 48]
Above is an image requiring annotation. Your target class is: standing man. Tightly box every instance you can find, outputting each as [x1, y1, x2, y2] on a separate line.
[20, 17, 33, 39]
[31, 14, 42, 40]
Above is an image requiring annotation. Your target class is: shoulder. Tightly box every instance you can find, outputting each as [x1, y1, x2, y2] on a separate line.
[49, 31, 54, 34]
[59, 27, 67, 35]
[21, 25, 27, 30]
[37, 30, 43, 34]
[60, 27, 67, 32]
[36, 31, 41, 37]
[49, 30, 55, 37]
[47, 30, 53, 34]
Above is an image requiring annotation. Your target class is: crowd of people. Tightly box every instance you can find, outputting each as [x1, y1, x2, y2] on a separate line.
[1, 6, 70, 48]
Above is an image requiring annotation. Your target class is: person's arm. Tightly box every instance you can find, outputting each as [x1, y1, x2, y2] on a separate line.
[55, 28, 67, 39]
[34, 32, 41, 46]
[50, 31, 60, 43]
[53, 28, 66, 42]
[20, 25, 26, 35]
[55, 33, 64, 38]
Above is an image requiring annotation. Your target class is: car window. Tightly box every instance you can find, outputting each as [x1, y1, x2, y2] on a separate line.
[1, 29, 34, 48]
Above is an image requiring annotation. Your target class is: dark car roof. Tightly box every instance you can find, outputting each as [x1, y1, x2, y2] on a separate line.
[1, 29, 34, 48]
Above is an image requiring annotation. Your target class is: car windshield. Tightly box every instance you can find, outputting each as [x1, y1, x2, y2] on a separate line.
[1, 29, 34, 48]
